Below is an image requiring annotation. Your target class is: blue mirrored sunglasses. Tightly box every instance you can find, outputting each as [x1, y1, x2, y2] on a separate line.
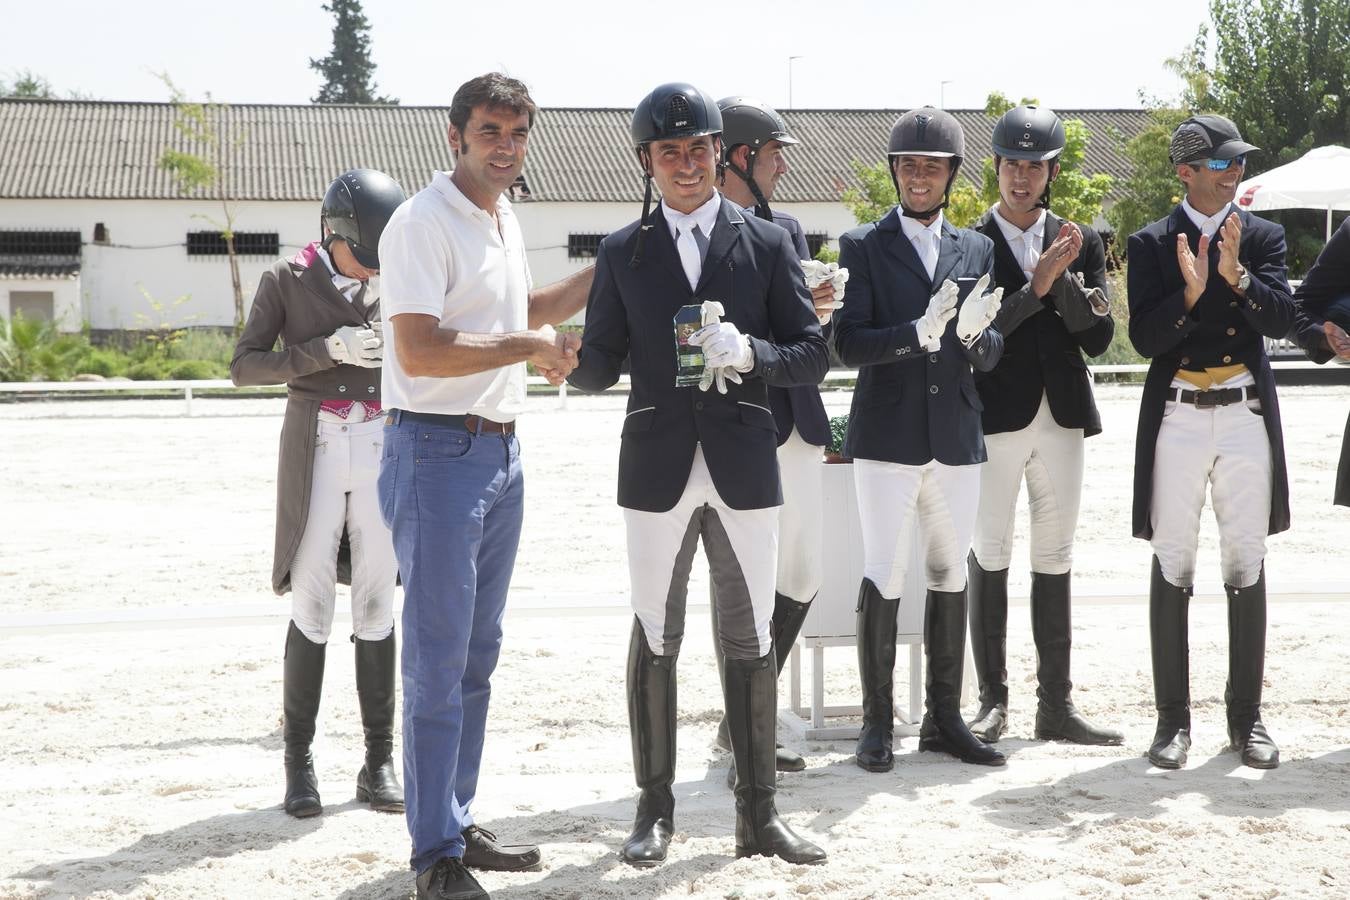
[1204, 154, 1246, 171]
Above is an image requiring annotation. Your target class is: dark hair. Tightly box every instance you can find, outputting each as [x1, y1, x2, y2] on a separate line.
[449, 72, 538, 134]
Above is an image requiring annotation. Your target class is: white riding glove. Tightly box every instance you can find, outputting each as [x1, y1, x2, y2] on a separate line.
[801, 260, 849, 308]
[689, 301, 752, 394]
[325, 325, 382, 367]
[915, 279, 960, 350]
[956, 274, 1004, 347]
[690, 322, 753, 371]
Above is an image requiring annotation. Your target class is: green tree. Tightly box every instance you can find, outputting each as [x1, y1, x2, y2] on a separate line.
[842, 93, 1112, 230]
[310, 0, 398, 105]
[1209, 0, 1350, 272]
[156, 74, 248, 331]
[1107, 30, 1216, 241]
[839, 159, 896, 226]
[1210, 0, 1348, 169]
[1, 70, 57, 99]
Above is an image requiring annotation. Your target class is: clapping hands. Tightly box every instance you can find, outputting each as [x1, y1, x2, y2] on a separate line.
[955, 274, 1004, 346]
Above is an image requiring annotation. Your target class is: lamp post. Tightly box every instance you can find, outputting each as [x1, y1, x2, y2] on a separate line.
[940, 80, 955, 109]
[788, 55, 804, 109]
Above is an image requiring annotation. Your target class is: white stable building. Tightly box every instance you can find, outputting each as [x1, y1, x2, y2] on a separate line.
[0, 100, 1149, 332]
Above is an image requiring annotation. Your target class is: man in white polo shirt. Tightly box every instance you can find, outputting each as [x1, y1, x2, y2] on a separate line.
[377, 72, 593, 900]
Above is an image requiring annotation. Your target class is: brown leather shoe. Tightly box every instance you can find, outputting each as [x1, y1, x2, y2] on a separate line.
[461, 825, 542, 872]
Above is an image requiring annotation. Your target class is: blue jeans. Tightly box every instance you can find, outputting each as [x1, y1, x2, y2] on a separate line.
[378, 414, 524, 874]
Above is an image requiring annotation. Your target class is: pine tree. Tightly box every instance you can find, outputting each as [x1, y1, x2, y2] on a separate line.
[309, 0, 398, 105]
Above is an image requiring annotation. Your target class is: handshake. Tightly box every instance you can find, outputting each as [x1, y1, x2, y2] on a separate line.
[531, 325, 582, 386]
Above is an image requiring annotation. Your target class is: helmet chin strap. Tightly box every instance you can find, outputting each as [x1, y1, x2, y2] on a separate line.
[723, 150, 773, 221]
[893, 162, 959, 220]
[630, 147, 655, 269]
[1037, 170, 1058, 210]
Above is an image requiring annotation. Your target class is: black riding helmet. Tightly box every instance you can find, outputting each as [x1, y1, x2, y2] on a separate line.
[991, 105, 1066, 209]
[320, 168, 407, 270]
[886, 107, 965, 219]
[716, 96, 799, 221]
[629, 83, 723, 267]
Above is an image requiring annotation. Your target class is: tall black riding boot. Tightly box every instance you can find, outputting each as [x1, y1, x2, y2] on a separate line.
[854, 579, 900, 772]
[283, 620, 326, 817]
[1225, 569, 1279, 769]
[354, 631, 405, 812]
[725, 647, 826, 865]
[620, 619, 677, 867]
[767, 592, 812, 773]
[1031, 571, 1124, 745]
[1148, 557, 1192, 769]
[918, 589, 1006, 766]
[966, 553, 1010, 743]
[714, 590, 812, 774]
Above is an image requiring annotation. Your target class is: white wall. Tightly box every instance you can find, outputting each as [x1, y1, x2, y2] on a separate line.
[0, 198, 315, 329]
[0, 276, 82, 330]
[0, 196, 864, 331]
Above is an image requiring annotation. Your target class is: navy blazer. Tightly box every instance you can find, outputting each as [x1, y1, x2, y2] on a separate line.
[1290, 217, 1350, 505]
[972, 211, 1113, 437]
[762, 208, 830, 447]
[833, 208, 1003, 466]
[568, 197, 829, 513]
[1126, 204, 1295, 539]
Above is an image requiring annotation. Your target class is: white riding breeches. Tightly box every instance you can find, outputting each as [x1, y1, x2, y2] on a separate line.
[625, 445, 779, 660]
[776, 428, 824, 604]
[1150, 373, 1271, 589]
[290, 418, 398, 643]
[853, 457, 982, 597]
[973, 393, 1085, 575]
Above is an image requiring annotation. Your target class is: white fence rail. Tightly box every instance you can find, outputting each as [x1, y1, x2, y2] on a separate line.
[0, 360, 1334, 416]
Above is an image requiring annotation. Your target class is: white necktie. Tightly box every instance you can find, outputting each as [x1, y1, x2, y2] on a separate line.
[1022, 232, 1041, 280]
[677, 222, 705, 291]
[914, 230, 938, 281]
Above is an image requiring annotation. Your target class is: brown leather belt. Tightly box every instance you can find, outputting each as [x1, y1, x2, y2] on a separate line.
[386, 409, 515, 434]
[1170, 386, 1258, 408]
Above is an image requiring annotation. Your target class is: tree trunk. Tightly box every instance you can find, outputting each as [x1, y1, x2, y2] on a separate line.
[225, 232, 243, 334]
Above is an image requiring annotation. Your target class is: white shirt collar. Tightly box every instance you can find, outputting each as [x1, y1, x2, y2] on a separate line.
[898, 209, 944, 245]
[432, 170, 513, 223]
[1181, 196, 1231, 237]
[662, 191, 721, 240]
[315, 245, 366, 298]
[990, 205, 1046, 248]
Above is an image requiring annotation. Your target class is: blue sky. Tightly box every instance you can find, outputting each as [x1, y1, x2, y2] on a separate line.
[12, 0, 1213, 110]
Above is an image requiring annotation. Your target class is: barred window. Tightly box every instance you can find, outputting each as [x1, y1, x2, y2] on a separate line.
[0, 230, 81, 256]
[805, 232, 830, 258]
[568, 233, 606, 260]
[186, 231, 279, 257]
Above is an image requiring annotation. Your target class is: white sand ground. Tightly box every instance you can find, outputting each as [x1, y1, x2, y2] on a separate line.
[2, 384, 1350, 899]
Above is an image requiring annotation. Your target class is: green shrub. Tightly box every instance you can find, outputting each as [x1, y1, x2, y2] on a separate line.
[77, 348, 127, 378]
[827, 415, 849, 455]
[0, 313, 90, 381]
[125, 360, 168, 381]
[1095, 268, 1146, 369]
[169, 328, 235, 364]
[167, 359, 224, 380]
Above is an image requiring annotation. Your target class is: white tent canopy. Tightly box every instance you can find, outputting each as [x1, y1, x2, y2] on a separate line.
[1236, 145, 1350, 241]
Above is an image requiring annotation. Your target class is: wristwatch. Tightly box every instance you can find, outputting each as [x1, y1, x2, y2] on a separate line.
[1230, 267, 1251, 293]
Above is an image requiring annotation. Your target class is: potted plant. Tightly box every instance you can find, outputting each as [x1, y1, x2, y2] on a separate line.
[824, 414, 851, 464]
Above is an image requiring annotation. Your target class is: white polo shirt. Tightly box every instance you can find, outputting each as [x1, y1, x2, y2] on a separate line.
[379, 171, 533, 420]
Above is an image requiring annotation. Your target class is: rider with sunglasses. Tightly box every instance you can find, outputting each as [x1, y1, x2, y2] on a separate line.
[1125, 114, 1296, 771]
